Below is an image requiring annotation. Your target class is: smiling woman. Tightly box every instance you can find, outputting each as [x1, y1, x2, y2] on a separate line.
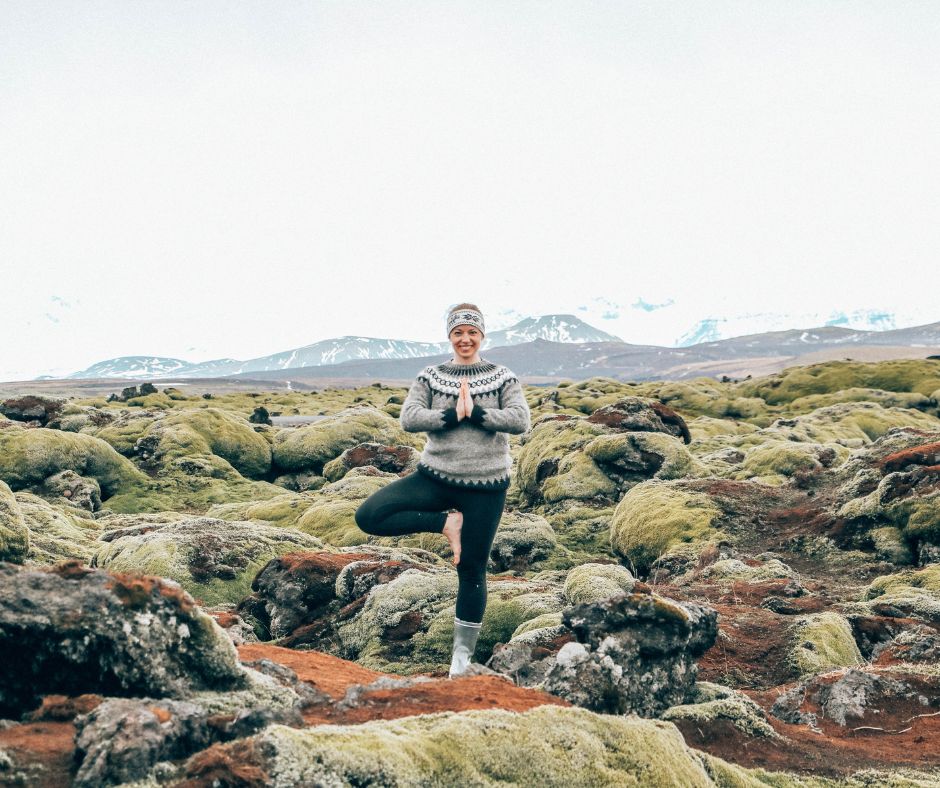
[354, 302, 530, 679]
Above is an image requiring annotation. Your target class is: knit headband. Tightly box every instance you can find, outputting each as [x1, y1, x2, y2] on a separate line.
[447, 308, 485, 337]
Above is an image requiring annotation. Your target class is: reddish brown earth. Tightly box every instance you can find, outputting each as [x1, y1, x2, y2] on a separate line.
[0, 720, 76, 788]
[236, 644, 570, 726]
[0, 645, 569, 787]
[673, 701, 940, 778]
[678, 668, 940, 779]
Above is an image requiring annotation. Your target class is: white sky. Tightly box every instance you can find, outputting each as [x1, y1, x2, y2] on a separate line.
[2, 1, 939, 381]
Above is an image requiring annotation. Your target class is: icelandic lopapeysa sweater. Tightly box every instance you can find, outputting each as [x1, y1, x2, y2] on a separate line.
[399, 358, 531, 490]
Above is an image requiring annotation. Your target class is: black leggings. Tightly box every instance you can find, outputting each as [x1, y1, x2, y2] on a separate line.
[354, 471, 507, 623]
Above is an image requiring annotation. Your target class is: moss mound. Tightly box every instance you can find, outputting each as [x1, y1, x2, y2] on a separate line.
[515, 418, 612, 505]
[863, 566, 940, 623]
[296, 469, 395, 547]
[0, 480, 29, 562]
[789, 612, 863, 676]
[663, 681, 779, 739]
[0, 425, 149, 496]
[89, 409, 163, 456]
[248, 704, 810, 787]
[205, 492, 312, 529]
[272, 407, 421, 474]
[563, 561, 635, 605]
[735, 359, 940, 405]
[657, 378, 769, 421]
[610, 481, 723, 572]
[16, 492, 102, 564]
[93, 517, 323, 606]
[141, 408, 273, 478]
[539, 500, 618, 564]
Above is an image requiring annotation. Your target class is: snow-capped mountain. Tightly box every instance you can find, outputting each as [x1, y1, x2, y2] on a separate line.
[677, 309, 903, 347]
[482, 314, 621, 346]
[68, 356, 232, 380]
[65, 314, 618, 380]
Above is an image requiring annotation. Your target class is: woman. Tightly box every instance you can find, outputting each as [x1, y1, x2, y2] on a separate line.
[354, 303, 531, 678]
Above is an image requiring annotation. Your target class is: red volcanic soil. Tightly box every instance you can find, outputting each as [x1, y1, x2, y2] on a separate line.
[0, 720, 76, 788]
[236, 643, 570, 726]
[675, 669, 940, 779]
[0, 646, 568, 786]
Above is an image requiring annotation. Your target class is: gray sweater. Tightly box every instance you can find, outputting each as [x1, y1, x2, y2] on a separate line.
[399, 358, 531, 490]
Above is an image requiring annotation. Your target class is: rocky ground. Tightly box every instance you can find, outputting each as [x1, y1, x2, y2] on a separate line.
[1, 359, 940, 786]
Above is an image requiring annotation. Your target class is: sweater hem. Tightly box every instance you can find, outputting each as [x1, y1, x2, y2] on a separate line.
[417, 462, 510, 491]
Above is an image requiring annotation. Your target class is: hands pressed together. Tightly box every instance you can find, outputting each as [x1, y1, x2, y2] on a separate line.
[456, 380, 473, 421]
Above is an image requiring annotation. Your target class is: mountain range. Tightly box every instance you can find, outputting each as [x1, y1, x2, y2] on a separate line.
[63, 315, 620, 380]
[52, 313, 940, 385]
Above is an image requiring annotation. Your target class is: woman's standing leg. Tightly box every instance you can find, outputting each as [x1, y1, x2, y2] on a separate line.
[354, 472, 453, 537]
[450, 487, 507, 621]
[447, 486, 507, 678]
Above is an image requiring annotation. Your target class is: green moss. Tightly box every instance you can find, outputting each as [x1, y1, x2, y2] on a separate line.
[869, 527, 913, 565]
[584, 431, 693, 481]
[563, 562, 635, 605]
[125, 392, 174, 409]
[542, 452, 620, 504]
[548, 377, 635, 415]
[91, 411, 160, 456]
[789, 612, 863, 676]
[205, 492, 313, 529]
[93, 517, 323, 606]
[767, 403, 933, 448]
[142, 408, 273, 478]
[295, 471, 391, 547]
[511, 611, 564, 639]
[841, 483, 940, 547]
[337, 568, 458, 672]
[656, 379, 741, 419]
[788, 388, 934, 414]
[251, 704, 819, 787]
[738, 442, 825, 483]
[663, 681, 779, 739]
[610, 481, 723, 572]
[0, 480, 29, 562]
[272, 407, 421, 474]
[687, 416, 761, 441]
[867, 565, 940, 596]
[735, 359, 940, 406]
[541, 501, 618, 564]
[700, 558, 798, 584]
[515, 418, 609, 505]
[488, 511, 558, 571]
[0, 426, 149, 496]
[899, 493, 940, 543]
[15, 491, 101, 564]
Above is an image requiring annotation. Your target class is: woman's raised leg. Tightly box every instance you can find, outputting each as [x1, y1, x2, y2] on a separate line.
[353, 471, 452, 537]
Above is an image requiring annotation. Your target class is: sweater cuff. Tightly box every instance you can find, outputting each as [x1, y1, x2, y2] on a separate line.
[441, 407, 460, 429]
[469, 404, 486, 426]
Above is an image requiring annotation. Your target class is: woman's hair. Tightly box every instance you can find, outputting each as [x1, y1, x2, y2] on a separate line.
[449, 302, 482, 316]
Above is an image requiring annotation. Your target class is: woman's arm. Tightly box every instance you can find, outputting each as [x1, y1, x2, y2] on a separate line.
[400, 376, 459, 433]
[468, 377, 531, 434]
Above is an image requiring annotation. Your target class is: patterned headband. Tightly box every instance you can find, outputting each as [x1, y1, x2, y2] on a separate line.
[447, 308, 485, 337]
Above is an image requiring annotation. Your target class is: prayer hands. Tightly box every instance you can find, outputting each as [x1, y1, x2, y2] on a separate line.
[457, 380, 473, 420]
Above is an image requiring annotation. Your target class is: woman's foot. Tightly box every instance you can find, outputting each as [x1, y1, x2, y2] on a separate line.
[442, 510, 463, 566]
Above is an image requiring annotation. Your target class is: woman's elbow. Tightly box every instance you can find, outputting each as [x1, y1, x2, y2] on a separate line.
[508, 411, 531, 434]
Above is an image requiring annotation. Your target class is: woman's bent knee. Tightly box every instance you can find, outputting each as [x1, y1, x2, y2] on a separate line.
[354, 502, 374, 533]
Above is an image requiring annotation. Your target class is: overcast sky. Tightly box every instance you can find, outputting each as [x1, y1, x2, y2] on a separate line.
[2, 1, 939, 381]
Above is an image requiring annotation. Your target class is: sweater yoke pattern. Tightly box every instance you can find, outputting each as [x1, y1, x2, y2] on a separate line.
[417, 360, 518, 398]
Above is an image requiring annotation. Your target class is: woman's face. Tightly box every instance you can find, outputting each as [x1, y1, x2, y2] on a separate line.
[449, 324, 483, 362]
